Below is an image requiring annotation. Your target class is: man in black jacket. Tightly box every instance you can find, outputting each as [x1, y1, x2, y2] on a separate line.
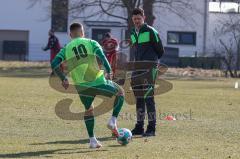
[130, 8, 164, 137]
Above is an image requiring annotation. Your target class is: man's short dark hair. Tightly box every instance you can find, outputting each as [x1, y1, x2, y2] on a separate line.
[49, 29, 55, 33]
[70, 23, 83, 32]
[104, 32, 111, 38]
[132, 8, 144, 16]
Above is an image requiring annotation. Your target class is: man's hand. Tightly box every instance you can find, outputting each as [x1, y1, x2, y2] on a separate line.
[62, 78, 69, 90]
[41, 46, 46, 51]
[105, 72, 113, 80]
[157, 63, 161, 69]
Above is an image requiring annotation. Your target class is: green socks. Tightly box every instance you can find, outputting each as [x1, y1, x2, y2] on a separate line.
[84, 95, 124, 138]
[84, 115, 95, 138]
[112, 95, 124, 118]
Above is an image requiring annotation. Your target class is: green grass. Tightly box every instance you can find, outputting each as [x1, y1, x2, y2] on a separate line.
[0, 64, 240, 159]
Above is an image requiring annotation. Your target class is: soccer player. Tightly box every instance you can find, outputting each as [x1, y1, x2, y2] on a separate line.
[42, 29, 61, 62]
[42, 29, 62, 74]
[51, 23, 125, 148]
[130, 8, 164, 137]
[101, 33, 118, 78]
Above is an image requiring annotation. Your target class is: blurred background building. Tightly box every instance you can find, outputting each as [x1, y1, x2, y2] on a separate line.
[0, 0, 239, 65]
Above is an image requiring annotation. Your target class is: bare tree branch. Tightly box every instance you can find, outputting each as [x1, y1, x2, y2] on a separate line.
[214, 15, 240, 77]
[99, 0, 127, 20]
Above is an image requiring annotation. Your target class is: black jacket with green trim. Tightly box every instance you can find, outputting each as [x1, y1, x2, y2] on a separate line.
[130, 24, 164, 62]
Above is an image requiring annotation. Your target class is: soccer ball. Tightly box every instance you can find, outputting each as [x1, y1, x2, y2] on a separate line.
[117, 128, 132, 145]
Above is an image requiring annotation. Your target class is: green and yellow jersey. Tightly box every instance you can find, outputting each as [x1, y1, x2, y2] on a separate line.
[51, 37, 111, 86]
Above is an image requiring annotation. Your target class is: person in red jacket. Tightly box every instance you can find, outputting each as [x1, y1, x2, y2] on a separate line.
[101, 33, 118, 79]
[42, 29, 61, 62]
[42, 29, 62, 74]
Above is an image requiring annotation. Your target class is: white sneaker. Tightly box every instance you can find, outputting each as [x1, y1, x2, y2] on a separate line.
[89, 137, 102, 149]
[107, 117, 119, 138]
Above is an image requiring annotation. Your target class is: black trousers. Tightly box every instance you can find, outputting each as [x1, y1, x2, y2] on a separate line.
[131, 68, 158, 128]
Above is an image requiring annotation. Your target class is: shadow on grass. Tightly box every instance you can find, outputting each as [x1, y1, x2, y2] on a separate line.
[30, 136, 113, 145]
[132, 136, 143, 139]
[108, 145, 126, 148]
[0, 148, 108, 158]
[0, 67, 50, 78]
[1, 137, 113, 158]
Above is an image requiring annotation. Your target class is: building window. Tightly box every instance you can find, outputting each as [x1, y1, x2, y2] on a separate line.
[209, 1, 240, 13]
[167, 31, 196, 45]
[52, 0, 68, 32]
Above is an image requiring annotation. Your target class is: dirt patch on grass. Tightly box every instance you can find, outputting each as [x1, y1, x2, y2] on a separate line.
[165, 67, 224, 79]
[0, 61, 226, 79]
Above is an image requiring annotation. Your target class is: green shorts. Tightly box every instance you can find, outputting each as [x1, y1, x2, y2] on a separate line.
[75, 80, 121, 110]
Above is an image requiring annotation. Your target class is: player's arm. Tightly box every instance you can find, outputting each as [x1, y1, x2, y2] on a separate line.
[42, 39, 50, 51]
[150, 28, 165, 59]
[43, 36, 57, 51]
[51, 47, 67, 80]
[91, 40, 112, 79]
[43, 46, 49, 51]
[43, 38, 51, 51]
[51, 47, 69, 89]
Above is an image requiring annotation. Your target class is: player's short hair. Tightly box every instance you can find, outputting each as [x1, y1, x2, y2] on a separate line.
[49, 29, 55, 33]
[132, 8, 144, 17]
[70, 23, 83, 32]
[104, 32, 111, 38]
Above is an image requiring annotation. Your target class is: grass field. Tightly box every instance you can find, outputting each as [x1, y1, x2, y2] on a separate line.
[0, 63, 240, 159]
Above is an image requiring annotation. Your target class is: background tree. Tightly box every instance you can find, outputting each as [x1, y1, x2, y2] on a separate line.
[213, 15, 240, 78]
[28, 0, 201, 38]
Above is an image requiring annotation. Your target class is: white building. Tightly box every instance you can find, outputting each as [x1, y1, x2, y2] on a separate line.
[0, 0, 239, 61]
